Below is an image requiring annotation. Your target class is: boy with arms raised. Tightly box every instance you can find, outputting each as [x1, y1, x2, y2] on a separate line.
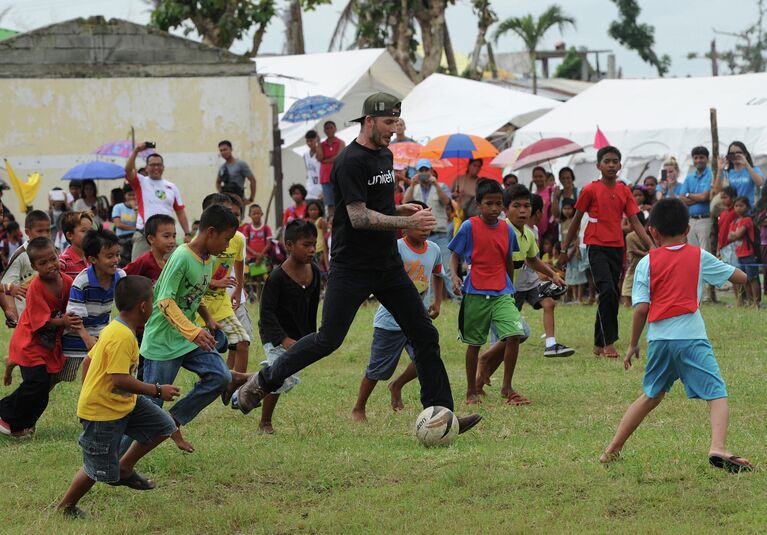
[601, 198, 752, 473]
[58, 276, 181, 518]
[352, 200, 444, 420]
[449, 179, 524, 405]
[559, 146, 653, 359]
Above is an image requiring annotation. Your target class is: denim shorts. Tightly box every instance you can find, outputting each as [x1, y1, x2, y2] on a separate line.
[321, 183, 335, 208]
[261, 343, 301, 394]
[737, 255, 760, 280]
[79, 396, 176, 483]
[643, 339, 727, 400]
[365, 327, 415, 381]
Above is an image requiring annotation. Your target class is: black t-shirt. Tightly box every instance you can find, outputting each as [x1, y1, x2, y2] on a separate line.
[330, 141, 401, 271]
[258, 264, 321, 346]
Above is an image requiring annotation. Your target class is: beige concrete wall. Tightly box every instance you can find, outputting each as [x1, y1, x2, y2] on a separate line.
[0, 76, 275, 226]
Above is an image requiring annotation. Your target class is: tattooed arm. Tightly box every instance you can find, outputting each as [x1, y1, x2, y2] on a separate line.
[346, 201, 437, 231]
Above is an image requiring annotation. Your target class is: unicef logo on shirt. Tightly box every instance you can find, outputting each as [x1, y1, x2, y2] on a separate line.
[368, 170, 395, 186]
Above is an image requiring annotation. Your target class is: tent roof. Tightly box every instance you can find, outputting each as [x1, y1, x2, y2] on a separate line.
[256, 48, 414, 148]
[513, 73, 767, 168]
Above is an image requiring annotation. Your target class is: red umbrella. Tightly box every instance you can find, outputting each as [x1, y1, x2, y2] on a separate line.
[390, 142, 453, 169]
[512, 137, 583, 171]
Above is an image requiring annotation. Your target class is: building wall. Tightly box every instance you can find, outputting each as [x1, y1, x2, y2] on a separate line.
[0, 75, 275, 226]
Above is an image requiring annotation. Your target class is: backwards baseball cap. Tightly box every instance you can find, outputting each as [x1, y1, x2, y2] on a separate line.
[350, 92, 402, 123]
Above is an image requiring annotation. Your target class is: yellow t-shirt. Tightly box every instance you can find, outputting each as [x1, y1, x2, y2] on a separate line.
[201, 231, 245, 321]
[77, 320, 139, 421]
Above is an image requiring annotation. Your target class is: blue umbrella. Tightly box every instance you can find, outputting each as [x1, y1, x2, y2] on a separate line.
[282, 95, 345, 123]
[62, 161, 126, 180]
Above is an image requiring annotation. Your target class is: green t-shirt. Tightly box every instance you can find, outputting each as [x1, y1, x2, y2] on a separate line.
[508, 219, 539, 285]
[141, 245, 214, 360]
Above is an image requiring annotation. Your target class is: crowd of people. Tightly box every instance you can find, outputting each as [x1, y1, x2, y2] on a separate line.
[0, 93, 757, 519]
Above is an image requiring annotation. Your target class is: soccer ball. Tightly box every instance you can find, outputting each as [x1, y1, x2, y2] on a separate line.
[414, 406, 459, 447]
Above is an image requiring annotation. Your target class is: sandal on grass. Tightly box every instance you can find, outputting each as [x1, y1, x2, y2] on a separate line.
[709, 454, 753, 473]
[505, 392, 531, 406]
[108, 471, 156, 490]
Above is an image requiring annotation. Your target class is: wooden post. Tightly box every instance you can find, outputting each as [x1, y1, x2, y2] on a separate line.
[710, 107, 719, 178]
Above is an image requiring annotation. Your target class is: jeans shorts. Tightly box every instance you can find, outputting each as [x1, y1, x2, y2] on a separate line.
[643, 339, 728, 400]
[261, 343, 301, 394]
[79, 396, 176, 483]
[365, 327, 415, 381]
[737, 255, 760, 280]
[322, 183, 335, 208]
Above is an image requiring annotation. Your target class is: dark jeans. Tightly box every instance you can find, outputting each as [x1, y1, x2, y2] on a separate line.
[0, 364, 52, 432]
[258, 265, 454, 410]
[587, 245, 623, 347]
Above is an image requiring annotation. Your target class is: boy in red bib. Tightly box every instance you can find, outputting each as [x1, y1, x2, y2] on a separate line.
[449, 179, 524, 405]
[559, 146, 653, 358]
[600, 198, 753, 473]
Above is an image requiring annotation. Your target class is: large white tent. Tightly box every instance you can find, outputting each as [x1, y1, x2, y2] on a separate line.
[512, 73, 767, 186]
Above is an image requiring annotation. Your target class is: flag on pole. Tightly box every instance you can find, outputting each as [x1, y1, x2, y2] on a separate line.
[4, 159, 41, 213]
[594, 126, 610, 150]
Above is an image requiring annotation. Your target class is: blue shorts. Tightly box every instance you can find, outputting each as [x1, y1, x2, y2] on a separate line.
[737, 255, 759, 280]
[365, 327, 415, 381]
[643, 339, 728, 400]
[79, 396, 176, 483]
[322, 183, 335, 208]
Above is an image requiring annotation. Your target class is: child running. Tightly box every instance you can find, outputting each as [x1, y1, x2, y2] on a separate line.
[559, 146, 653, 359]
[58, 211, 93, 279]
[232, 220, 320, 434]
[449, 179, 523, 405]
[601, 198, 753, 473]
[58, 276, 181, 518]
[0, 238, 81, 437]
[352, 201, 443, 421]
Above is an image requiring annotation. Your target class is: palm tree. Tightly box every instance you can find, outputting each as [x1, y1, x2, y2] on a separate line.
[494, 5, 576, 94]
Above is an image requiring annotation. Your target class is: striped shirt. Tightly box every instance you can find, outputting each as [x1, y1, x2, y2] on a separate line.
[62, 266, 126, 359]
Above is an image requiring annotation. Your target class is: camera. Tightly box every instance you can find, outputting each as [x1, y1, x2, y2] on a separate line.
[660, 169, 667, 180]
[726, 153, 735, 163]
[145, 141, 156, 149]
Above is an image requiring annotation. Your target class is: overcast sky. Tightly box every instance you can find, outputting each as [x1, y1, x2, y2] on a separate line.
[1, 0, 759, 78]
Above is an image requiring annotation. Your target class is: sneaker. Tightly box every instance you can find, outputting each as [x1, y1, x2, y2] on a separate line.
[544, 343, 575, 358]
[235, 374, 266, 415]
[457, 413, 482, 434]
[0, 418, 11, 435]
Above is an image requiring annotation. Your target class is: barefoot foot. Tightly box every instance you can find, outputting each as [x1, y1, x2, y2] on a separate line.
[171, 429, 194, 453]
[257, 422, 275, 434]
[387, 381, 405, 411]
[351, 407, 367, 422]
[600, 450, 620, 464]
[465, 393, 481, 405]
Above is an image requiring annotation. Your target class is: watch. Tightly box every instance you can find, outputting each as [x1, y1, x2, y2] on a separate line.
[154, 383, 162, 398]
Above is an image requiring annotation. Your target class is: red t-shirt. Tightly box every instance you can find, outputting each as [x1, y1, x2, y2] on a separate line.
[717, 207, 737, 250]
[730, 217, 755, 258]
[282, 204, 307, 226]
[240, 223, 272, 257]
[575, 180, 640, 247]
[319, 137, 342, 185]
[9, 274, 72, 373]
[58, 246, 88, 280]
[125, 251, 163, 282]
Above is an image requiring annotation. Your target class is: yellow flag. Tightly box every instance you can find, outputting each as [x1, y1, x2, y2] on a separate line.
[4, 159, 41, 213]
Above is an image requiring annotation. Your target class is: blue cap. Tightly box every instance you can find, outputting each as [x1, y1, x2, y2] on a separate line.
[416, 158, 432, 170]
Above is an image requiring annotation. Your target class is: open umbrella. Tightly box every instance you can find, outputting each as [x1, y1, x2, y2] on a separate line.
[490, 146, 524, 168]
[96, 140, 154, 159]
[512, 137, 583, 171]
[390, 142, 453, 169]
[62, 161, 126, 180]
[282, 95, 345, 123]
[420, 133, 498, 160]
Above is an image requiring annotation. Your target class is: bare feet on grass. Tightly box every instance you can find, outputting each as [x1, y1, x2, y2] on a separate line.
[599, 450, 620, 464]
[258, 421, 275, 434]
[351, 407, 367, 422]
[465, 393, 481, 405]
[388, 381, 405, 411]
[171, 429, 194, 453]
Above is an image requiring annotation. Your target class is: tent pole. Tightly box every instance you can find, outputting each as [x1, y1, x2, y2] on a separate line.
[710, 108, 719, 179]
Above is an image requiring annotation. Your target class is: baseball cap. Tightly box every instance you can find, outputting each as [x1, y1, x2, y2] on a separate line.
[350, 92, 402, 123]
[416, 158, 432, 170]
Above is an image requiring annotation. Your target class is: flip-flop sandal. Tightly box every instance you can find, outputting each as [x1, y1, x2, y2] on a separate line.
[709, 454, 754, 473]
[108, 471, 156, 490]
[505, 392, 531, 406]
[602, 353, 620, 359]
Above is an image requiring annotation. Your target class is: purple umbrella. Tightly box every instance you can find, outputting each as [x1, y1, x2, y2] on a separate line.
[95, 140, 154, 159]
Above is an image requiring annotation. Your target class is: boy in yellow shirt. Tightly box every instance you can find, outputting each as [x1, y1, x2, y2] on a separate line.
[58, 276, 180, 518]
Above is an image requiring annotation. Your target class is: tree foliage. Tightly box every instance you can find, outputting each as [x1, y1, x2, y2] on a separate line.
[608, 0, 670, 76]
[554, 46, 584, 79]
[465, 0, 498, 80]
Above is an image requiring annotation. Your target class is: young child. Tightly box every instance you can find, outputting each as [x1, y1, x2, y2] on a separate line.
[225, 198, 255, 356]
[449, 179, 523, 405]
[231, 220, 320, 434]
[59, 211, 93, 279]
[600, 198, 753, 473]
[622, 213, 650, 307]
[241, 203, 272, 262]
[727, 196, 759, 306]
[352, 201, 443, 421]
[560, 198, 587, 302]
[0, 238, 81, 437]
[140, 204, 243, 452]
[716, 187, 738, 265]
[559, 146, 653, 359]
[305, 199, 328, 273]
[57, 276, 181, 518]
[111, 184, 137, 267]
[282, 183, 308, 226]
[191, 220, 200, 236]
[1, 221, 23, 268]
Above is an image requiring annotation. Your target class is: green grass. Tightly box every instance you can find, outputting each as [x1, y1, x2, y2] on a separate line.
[1, 299, 766, 534]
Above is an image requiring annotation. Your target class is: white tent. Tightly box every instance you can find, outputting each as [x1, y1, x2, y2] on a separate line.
[512, 73, 767, 186]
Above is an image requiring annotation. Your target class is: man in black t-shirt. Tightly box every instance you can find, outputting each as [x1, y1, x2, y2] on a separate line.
[235, 93, 480, 434]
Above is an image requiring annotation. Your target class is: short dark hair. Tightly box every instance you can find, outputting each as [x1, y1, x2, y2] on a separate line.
[691, 146, 709, 158]
[503, 184, 531, 206]
[288, 183, 307, 199]
[24, 210, 50, 229]
[249, 204, 262, 212]
[146, 153, 164, 164]
[305, 130, 318, 140]
[122, 183, 134, 194]
[111, 187, 125, 205]
[324, 121, 336, 128]
[649, 198, 688, 236]
[558, 167, 575, 181]
[597, 145, 622, 163]
[218, 140, 232, 149]
[734, 196, 751, 208]
[560, 198, 576, 221]
[144, 214, 176, 237]
[200, 204, 239, 232]
[115, 275, 153, 312]
[720, 186, 737, 199]
[530, 193, 544, 215]
[26, 236, 55, 264]
[475, 179, 503, 202]
[284, 219, 317, 243]
[6, 221, 19, 234]
[305, 198, 325, 218]
[83, 228, 120, 259]
[202, 193, 233, 210]
[643, 175, 658, 186]
[531, 166, 547, 177]
[468, 158, 483, 167]
[61, 211, 93, 237]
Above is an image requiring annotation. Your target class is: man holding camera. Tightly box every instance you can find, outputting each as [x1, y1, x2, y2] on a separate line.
[126, 143, 191, 261]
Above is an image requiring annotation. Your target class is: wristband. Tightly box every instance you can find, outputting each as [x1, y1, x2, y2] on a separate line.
[154, 383, 162, 399]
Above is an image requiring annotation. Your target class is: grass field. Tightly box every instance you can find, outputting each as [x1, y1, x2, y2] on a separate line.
[0, 298, 765, 534]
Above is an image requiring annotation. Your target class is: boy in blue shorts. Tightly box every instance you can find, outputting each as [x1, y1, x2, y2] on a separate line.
[600, 198, 753, 473]
[58, 276, 180, 518]
[449, 179, 524, 405]
[352, 201, 443, 421]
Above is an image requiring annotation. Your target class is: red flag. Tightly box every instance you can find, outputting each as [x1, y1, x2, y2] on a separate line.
[594, 126, 610, 149]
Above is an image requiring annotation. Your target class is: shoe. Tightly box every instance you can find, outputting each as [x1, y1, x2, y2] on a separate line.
[457, 413, 482, 435]
[544, 343, 575, 358]
[235, 373, 267, 415]
[0, 418, 11, 435]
